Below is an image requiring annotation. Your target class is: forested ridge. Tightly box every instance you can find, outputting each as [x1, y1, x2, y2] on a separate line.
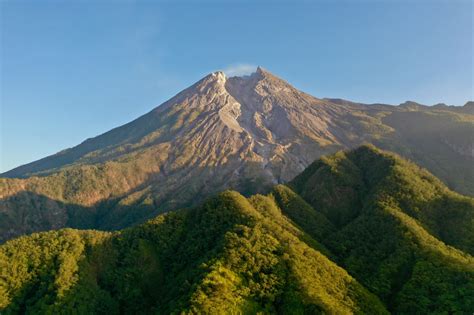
[1, 146, 473, 314]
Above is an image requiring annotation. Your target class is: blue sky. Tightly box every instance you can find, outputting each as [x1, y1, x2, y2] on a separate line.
[1, 0, 472, 172]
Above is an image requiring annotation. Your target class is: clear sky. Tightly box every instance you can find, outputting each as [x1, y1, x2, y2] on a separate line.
[1, 0, 472, 173]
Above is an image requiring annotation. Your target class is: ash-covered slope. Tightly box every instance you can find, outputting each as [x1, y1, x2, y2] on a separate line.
[2, 68, 383, 182]
[1, 68, 473, 242]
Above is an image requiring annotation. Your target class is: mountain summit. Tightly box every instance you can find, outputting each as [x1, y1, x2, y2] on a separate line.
[4, 66, 354, 183]
[1, 68, 473, 241]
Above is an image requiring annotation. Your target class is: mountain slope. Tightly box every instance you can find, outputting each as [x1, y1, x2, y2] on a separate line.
[1, 147, 473, 314]
[1, 68, 473, 242]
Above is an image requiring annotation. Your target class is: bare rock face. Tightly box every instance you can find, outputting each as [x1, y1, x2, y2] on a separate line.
[1, 67, 473, 241]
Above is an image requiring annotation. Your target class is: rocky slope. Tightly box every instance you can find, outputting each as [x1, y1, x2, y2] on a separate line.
[1, 67, 473, 242]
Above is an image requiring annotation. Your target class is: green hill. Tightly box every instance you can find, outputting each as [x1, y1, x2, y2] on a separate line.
[277, 145, 474, 312]
[289, 145, 474, 255]
[0, 191, 387, 314]
[1, 146, 473, 314]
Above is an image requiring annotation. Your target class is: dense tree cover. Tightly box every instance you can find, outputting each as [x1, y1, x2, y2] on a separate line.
[0, 191, 387, 314]
[285, 145, 474, 313]
[290, 145, 474, 254]
[1, 145, 473, 314]
[0, 229, 113, 313]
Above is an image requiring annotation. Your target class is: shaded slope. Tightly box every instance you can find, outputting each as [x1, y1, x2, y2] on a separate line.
[379, 110, 474, 195]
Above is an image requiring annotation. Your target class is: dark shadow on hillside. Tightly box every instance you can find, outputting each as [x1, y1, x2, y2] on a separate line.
[379, 110, 474, 196]
[0, 161, 277, 243]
